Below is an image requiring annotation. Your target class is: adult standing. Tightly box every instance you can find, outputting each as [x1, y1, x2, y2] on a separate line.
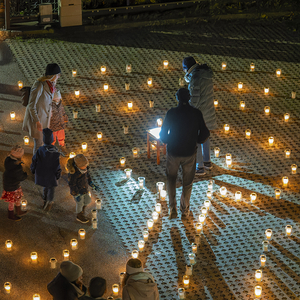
[182, 56, 217, 175]
[23, 63, 61, 154]
[160, 88, 209, 219]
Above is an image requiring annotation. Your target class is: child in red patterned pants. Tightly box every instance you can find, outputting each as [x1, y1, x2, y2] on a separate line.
[1, 145, 28, 221]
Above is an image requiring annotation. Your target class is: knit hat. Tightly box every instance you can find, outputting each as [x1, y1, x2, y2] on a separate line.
[74, 154, 89, 169]
[43, 128, 54, 145]
[53, 90, 61, 101]
[89, 277, 106, 298]
[10, 145, 24, 159]
[60, 261, 83, 283]
[45, 63, 61, 76]
[182, 56, 196, 71]
[176, 88, 190, 103]
[126, 258, 143, 275]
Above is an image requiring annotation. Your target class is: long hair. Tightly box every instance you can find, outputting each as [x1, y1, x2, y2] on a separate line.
[37, 74, 59, 82]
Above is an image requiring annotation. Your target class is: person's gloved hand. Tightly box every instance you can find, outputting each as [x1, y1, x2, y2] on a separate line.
[89, 181, 100, 192]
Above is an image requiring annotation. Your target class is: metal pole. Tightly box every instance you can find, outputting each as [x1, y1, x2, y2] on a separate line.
[4, 0, 10, 30]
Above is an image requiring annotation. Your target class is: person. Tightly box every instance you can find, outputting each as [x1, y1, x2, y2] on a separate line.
[160, 88, 209, 219]
[1, 145, 27, 221]
[122, 258, 159, 300]
[49, 89, 69, 156]
[30, 128, 61, 211]
[67, 154, 100, 223]
[22, 63, 61, 154]
[47, 261, 87, 300]
[182, 56, 217, 175]
[80, 277, 106, 300]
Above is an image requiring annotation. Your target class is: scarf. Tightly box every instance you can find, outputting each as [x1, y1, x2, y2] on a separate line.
[46, 80, 56, 94]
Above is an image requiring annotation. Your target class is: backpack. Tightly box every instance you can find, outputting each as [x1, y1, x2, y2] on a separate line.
[20, 86, 31, 107]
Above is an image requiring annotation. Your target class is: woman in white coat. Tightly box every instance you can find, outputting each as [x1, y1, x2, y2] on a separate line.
[22, 63, 61, 154]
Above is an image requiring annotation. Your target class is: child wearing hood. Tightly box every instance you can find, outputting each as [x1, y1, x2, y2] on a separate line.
[31, 128, 61, 211]
[1, 145, 27, 221]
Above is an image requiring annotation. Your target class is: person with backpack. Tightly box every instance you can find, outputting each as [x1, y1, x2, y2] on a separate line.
[22, 63, 61, 154]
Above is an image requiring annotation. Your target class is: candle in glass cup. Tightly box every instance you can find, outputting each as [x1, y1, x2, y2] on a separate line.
[255, 269, 262, 282]
[268, 136, 274, 146]
[260, 254, 266, 267]
[282, 176, 289, 187]
[5, 240, 12, 251]
[33, 294, 41, 300]
[160, 190, 167, 201]
[199, 214, 206, 225]
[123, 125, 128, 134]
[264, 106, 270, 115]
[189, 253, 196, 265]
[92, 218, 97, 229]
[275, 189, 281, 199]
[149, 100, 154, 108]
[131, 249, 139, 259]
[95, 103, 101, 112]
[178, 288, 185, 299]
[74, 90, 80, 98]
[214, 99, 218, 107]
[147, 219, 154, 230]
[143, 230, 149, 241]
[125, 168, 132, 179]
[214, 147, 220, 157]
[112, 283, 119, 295]
[262, 240, 269, 252]
[220, 186, 227, 197]
[138, 177, 145, 189]
[183, 275, 189, 289]
[186, 264, 193, 276]
[4, 282, 11, 294]
[250, 63, 255, 71]
[10, 111, 16, 120]
[156, 182, 165, 193]
[206, 190, 212, 199]
[204, 200, 211, 210]
[152, 211, 159, 222]
[70, 239, 78, 250]
[265, 229, 272, 240]
[291, 91, 296, 99]
[284, 113, 290, 122]
[235, 191, 242, 201]
[285, 225, 292, 236]
[192, 243, 197, 253]
[63, 250, 69, 260]
[73, 110, 78, 119]
[96, 199, 102, 210]
[264, 87, 269, 95]
[21, 199, 27, 211]
[18, 80, 23, 89]
[221, 62, 227, 70]
[103, 83, 109, 91]
[245, 129, 251, 139]
[31, 252, 38, 264]
[81, 142, 87, 151]
[147, 77, 152, 87]
[276, 68, 281, 77]
[155, 203, 162, 214]
[50, 257, 57, 269]
[224, 124, 230, 134]
[157, 118, 163, 127]
[254, 285, 262, 298]
[238, 82, 243, 90]
[24, 136, 30, 145]
[201, 206, 208, 215]
[138, 240, 145, 251]
[250, 193, 257, 203]
[125, 83, 130, 90]
[163, 60, 169, 69]
[195, 223, 203, 234]
[78, 228, 86, 240]
[120, 157, 126, 167]
[100, 66, 106, 74]
[92, 209, 97, 219]
[285, 149, 291, 158]
[291, 164, 297, 174]
[240, 101, 245, 110]
[97, 132, 103, 141]
[72, 69, 77, 77]
[127, 101, 133, 110]
[69, 152, 76, 159]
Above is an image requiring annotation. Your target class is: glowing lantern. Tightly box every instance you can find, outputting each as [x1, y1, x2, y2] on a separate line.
[264, 106, 270, 115]
[163, 60, 169, 69]
[245, 129, 251, 139]
[285, 149, 291, 158]
[265, 229, 272, 240]
[183, 275, 190, 288]
[268, 136, 274, 146]
[112, 284, 119, 295]
[254, 285, 262, 298]
[240, 101, 245, 110]
[275, 189, 281, 199]
[100, 66, 106, 74]
[131, 250, 139, 258]
[255, 270, 262, 282]
[221, 62, 227, 70]
[103, 83, 109, 91]
[18, 80, 23, 89]
[33, 294, 41, 300]
[74, 90, 80, 98]
[97, 132, 103, 141]
[127, 101, 133, 110]
[214, 147, 220, 157]
[147, 77, 153, 87]
[10, 111, 16, 120]
[78, 229, 86, 240]
[138, 240, 145, 251]
[63, 250, 70, 261]
[235, 191, 242, 201]
[4, 282, 11, 294]
[126, 64, 132, 73]
[238, 82, 243, 90]
[81, 142, 87, 151]
[250, 193, 257, 203]
[250, 63, 255, 71]
[5, 240, 12, 251]
[70, 239, 78, 250]
[157, 118, 163, 127]
[220, 186, 227, 197]
[285, 225, 292, 236]
[69, 152, 76, 159]
[291, 164, 297, 174]
[120, 157, 126, 167]
[72, 69, 77, 77]
[264, 87, 269, 95]
[224, 124, 230, 134]
[260, 254, 266, 267]
[282, 176, 289, 187]
[31, 252, 38, 264]
[24, 136, 30, 145]
[276, 69, 281, 77]
[214, 99, 218, 107]
[284, 113, 290, 122]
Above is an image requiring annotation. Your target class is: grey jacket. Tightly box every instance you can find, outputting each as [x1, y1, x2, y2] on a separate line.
[22, 80, 53, 139]
[186, 64, 217, 130]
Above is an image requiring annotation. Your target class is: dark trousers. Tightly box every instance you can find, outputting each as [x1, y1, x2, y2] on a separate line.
[166, 151, 196, 213]
[43, 187, 55, 202]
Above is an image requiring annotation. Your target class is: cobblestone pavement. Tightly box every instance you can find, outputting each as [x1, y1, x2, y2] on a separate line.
[2, 21, 300, 299]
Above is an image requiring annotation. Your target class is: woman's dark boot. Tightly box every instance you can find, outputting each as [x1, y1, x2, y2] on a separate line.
[15, 205, 27, 216]
[8, 210, 21, 221]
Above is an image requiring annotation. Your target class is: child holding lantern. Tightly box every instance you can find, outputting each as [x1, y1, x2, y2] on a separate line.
[1, 145, 27, 221]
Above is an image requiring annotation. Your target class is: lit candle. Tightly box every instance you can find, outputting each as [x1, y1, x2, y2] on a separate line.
[127, 101, 133, 110]
[74, 90, 80, 98]
[18, 80, 23, 89]
[265, 229, 272, 240]
[276, 68, 281, 77]
[24, 136, 30, 145]
[81, 142, 87, 151]
[226, 158, 232, 168]
[4, 282, 11, 294]
[160, 190, 167, 201]
[260, 254, 266, 267]
[156, 182, 165, 192]
[70, 239, 78, 250]
[238, 82, 243, 91]
[188, 253, 196, 265]
[285, 149, 291, 158]
[207, 179, 214, 191]
[264, 106, 270, 115]
[262, 240, 269, 252]
[282, 176, 288, 187]
[204, 200, 211, 210]
[5, 240, 12, 251]
[72, 69, 77, 77]
[147, 77, 152, 87]
[152, 211, 159, 222]
[275, 189, 281, 199]
[285, 225, 292, 236]
[131, 147, 138, 158]
[291, 164, 297, 174]
[199, 214, 206, 224]
[291, 91, 296, 99]
[31, 252, 38, 264]
[155, 203, 162, 214]
[125, 83, 130, 91]
[250, 193, 257, 203]
[103, 83, 109, 91]
[78, 228, 86, 240]
[225, 153, 232, 161]
[138, 177, 145, 189]
[235, 191, 242, 201]
[143, 230, 149, 241]
[224, 124, 230, 134]
[63, 249, 70, 260]
[195, 223, 203, 234]
[147, 219, 154, 230]
[10, 111, 16, 120]
[95, 104, 101, 112]
[73, 110, 78, 119]
[192, 243, 197, 253]
[201, 206, 208, 215]
[206, 190, 212, 199]
[179, 78, 185, 86]
[255, 269, 262, 282]
[254, 285, 262, 298]
[112, 284, 119, 296]
[33, 294, 41, 300]
[240, 101, 245, 110]
[268, 136, 274, 146]
[183, 275, 189, 289]
[100, 66, 106, 74]
[149, 100, 154, 108]
[186, 264, 193, 276]
[69, 152, 76, 159]
[221, 62, 227, 70]
[138, 240, 145, 251]
[220, 186, 227, 197]
[245, 129, 251, 139]
[214, 147, 220, 157]
[50, 257, 57, 269]
[91, 209, 97, 219]
[282, 113, 290, 123]
[157, 118, 163, 127]
[96, 199, 102, 210]
[131, 249, 139, 258]
[126, 64, 132, 73]
[163, 60, 169, 69]
[123, 125, 128, 134]
[264, 87, 269, 95]
[97, 132, 103, 141]
[178, 288, 185, 299]
[214, 99, 218, 107]
[92, 218, 97, 229]
[125, 168, 132, 179]
[120, 157, 126, 167]
[250, 63, 255, 71]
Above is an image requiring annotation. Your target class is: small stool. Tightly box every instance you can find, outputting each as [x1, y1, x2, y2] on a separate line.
[147, 127, 166, 165]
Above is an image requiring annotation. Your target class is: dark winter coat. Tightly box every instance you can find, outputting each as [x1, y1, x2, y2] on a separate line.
[30, 145, 61, 187]
[185, 64, 217, 130]
[67, 158, 92, 196]
[47, 273, 87, 300]
[160, 102, 210, 157]
[2, 156, 27, 191]
[49, 100, 68, 132]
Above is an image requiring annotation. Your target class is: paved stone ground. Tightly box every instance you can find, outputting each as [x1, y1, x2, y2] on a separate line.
[1, 21, 300, 299]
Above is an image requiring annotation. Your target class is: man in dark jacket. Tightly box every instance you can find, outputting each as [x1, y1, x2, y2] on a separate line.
[160, 88, 209, 219]
[47, 261, 87, 300]
[30, 128, 61, 210]
[183, 56, 217, 175]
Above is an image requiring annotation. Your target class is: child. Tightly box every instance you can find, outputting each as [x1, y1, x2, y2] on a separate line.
[1, 145, 27, 221]
[49, 90, 68, 155]
[31, 128, 61, 211]
[67, 154, 100, 223]
[80, 277, 106, 300]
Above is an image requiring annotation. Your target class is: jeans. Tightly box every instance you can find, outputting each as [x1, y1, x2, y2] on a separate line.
[33, 137, 43, 154]
[197, 137, 211, 168]
[43, 187, 55, 202]
[74, 193, 91, 213]
[166, 151, 196, 213]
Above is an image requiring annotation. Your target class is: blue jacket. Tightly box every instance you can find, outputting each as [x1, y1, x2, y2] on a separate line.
[31, 145, 61, 187]
[186, 64, 217, 130]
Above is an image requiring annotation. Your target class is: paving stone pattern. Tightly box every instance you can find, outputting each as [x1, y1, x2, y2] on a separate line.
[7, 34, 300, 300]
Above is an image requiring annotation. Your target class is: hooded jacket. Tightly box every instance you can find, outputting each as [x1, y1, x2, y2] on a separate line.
[30, 144, 61, 187]
[122, 272, 160, 300]
[185, 64, 217, 130]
